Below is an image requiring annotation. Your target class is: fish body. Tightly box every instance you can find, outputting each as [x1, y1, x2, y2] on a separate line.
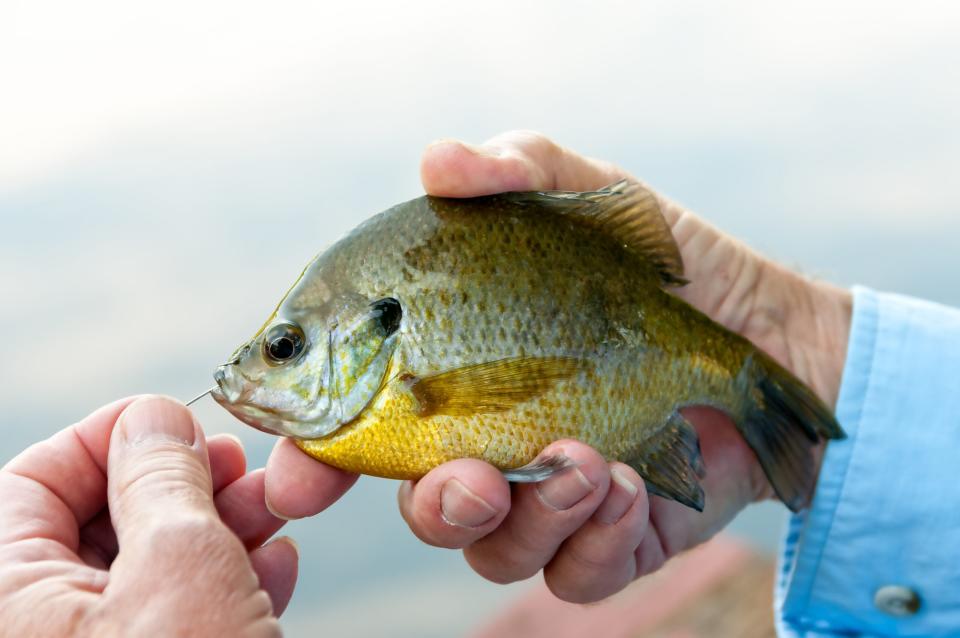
[212, 182, 843, 511]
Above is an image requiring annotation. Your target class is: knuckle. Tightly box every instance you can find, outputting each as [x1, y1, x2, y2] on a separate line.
[152, 511, 223, 537]
[114, 451, 211, 511]
[634, 538, 667, 577]
[546, 545, 636, 604]
[464, 548, 530, 585]
[131, 511, 228, 557]
[465, 532, 550, 584]
[408, 518, 468, 549]
[517, 129, 552, 148]
[563, 532, 625, 573]
[249, 588, 275, 619]
[543, 571, 591, 603]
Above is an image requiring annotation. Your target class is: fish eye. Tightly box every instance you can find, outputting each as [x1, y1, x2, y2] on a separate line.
[263, 321, 306, 365]
[371, 297, 402, 336]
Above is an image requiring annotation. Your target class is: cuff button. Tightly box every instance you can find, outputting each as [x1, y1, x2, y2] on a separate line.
[874, 585, 921, 617]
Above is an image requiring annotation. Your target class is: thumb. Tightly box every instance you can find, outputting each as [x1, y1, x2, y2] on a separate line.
[107, 395, 216, 544]
[420, 130, 629, 197]
[103, 397, 274, 634]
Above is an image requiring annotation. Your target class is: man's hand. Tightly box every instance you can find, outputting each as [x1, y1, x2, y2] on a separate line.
[0, 396, 354, 636]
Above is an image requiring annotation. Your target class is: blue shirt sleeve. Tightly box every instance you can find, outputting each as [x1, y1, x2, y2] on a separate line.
[776, 286, 960, 637]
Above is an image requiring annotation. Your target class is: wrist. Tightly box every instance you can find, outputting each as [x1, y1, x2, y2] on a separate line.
[750, 258, 851, 408]
[786, 273, 852, 409]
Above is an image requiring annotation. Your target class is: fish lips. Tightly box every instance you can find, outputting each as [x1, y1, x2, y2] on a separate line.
[211, 363, 347, 440]
[211, 365, 287, 436]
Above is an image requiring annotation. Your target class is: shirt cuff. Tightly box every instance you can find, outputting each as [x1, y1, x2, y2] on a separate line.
[776, 286, 960, 637]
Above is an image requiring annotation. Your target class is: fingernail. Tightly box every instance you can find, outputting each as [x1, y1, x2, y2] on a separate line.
[216, 433, 244, 449]
[265, 494, 295, 521]
[120, 396, 196, 446]
[461, 141, 503, 158]
[440, 479, 498, 528]
[593, 468, 640, 525]
[272, 535, 299, 558]
[537, 465, 596, 511]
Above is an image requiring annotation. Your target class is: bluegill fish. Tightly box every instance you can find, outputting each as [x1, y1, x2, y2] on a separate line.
[211, 181, 843, 511]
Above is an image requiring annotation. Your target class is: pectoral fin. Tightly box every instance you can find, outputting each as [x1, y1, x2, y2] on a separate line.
[502, 454, 578, 482]
[626, 411, 706, 511]
[405, 356, 584, 417]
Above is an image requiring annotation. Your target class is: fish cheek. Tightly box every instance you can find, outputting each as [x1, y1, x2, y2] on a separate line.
[330, 319, 400, 425]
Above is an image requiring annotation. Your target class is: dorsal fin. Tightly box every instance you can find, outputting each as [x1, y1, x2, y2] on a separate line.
[503, 180, 687, 287]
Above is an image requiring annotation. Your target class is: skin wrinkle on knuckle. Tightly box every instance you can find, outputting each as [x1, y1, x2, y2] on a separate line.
[468, 528, 553, 583]
[469, 542, 539, 582]
[470, 507, 583, 582]
[2, 536, 77, 567]
[465, 549, 533, 585]
[400, 504, 445, 547]
[546, 557, 634, 604]
[1, 474, 80, 547]
[634, 545, 666, 578]
[561, 529, 633, 574]
[243, 588, 276, 624]
[114, 455, 211, 511]
[402, 481, 469, 548]
[126, 512, 230, 563]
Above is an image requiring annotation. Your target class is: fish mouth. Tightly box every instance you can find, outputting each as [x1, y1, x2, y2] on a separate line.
[211, 363, 336, 439]
[211, 390, 288, 437]
[211, 364, 286, 436]
[213, 365, 249, 403]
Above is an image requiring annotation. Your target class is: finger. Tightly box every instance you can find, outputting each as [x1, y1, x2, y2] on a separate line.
[208, 434, 247, 492]
[248, 537, 299, 617]
[543, 463, 648, 603]
[464, 441, 610, 584]
[264, 437, 358, 520]
[78, 433, 250, 566]
[216, 469, 285, 549]
[421, 130, 629, 197]
[107, 396, 219, 546]
[397, 459, 510, 549]
[0, 396, 142, 548]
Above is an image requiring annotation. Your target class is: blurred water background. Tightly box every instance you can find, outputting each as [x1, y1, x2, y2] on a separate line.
[2, 1, 959, 636]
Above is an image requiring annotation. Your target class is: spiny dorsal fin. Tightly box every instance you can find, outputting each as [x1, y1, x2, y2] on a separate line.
[404, 356, 585, 417]
[503, 180, 687, 287]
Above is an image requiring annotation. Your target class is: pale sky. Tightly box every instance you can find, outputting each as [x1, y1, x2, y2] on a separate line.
[3, 0, 959, 192]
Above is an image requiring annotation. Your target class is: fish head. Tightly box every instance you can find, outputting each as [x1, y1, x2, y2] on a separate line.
[212, 284, 403, 440]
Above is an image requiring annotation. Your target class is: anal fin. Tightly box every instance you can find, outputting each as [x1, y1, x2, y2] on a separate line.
[626, 411, 706, 511]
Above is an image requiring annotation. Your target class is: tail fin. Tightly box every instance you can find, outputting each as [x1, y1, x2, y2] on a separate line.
[735, 354, 845, 512]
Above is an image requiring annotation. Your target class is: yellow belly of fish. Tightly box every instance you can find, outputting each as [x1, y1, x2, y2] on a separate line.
[294, 381, 583, 479]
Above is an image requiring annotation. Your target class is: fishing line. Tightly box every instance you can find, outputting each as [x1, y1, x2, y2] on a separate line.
[185, 387, 217, 406]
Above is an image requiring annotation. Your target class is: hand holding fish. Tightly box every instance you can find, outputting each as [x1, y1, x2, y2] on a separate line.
[257, 131, 852, 604]
[0, 396, 351, 636]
